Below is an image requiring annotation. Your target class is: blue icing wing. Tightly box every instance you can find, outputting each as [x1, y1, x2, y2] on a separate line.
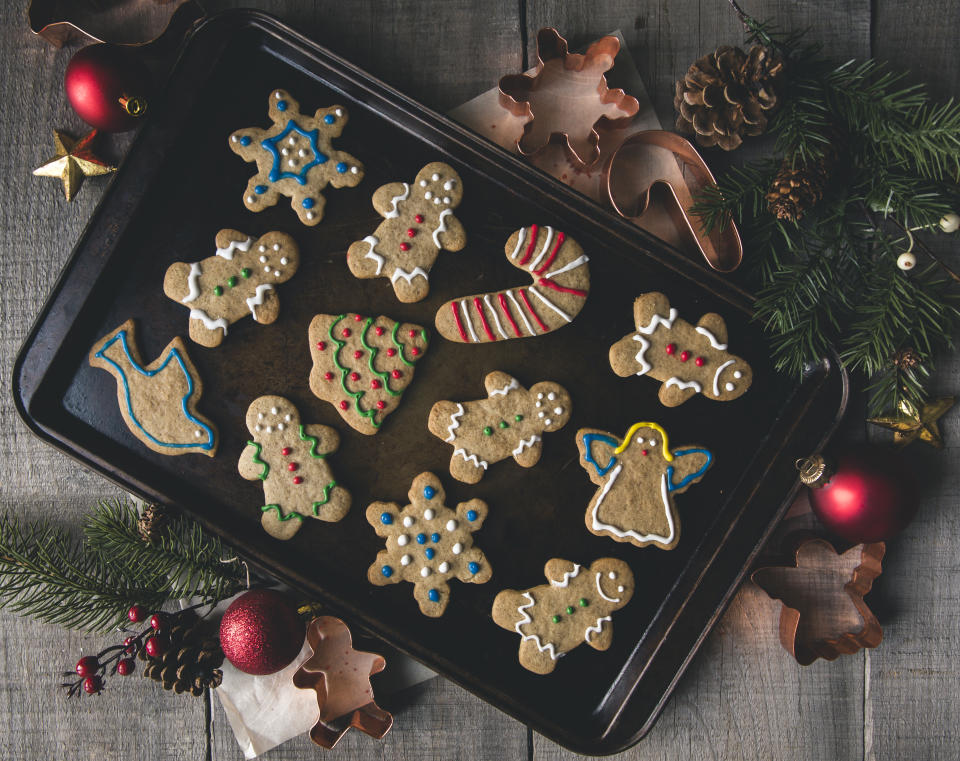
[582, 432, 619, 476]
[666, 447, 713, 492]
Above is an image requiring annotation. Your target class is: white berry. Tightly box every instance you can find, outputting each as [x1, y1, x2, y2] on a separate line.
[939, 212, 960, 233]
[897, 252, 917, 270]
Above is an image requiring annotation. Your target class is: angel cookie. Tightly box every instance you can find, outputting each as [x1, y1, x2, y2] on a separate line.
[492, 558, 634, 675]
[346, 162, 466, 302]
[609, 292, 752, 406]
[577, 422, 712, 550]
[163, 229, 299, 348]
[427, 371, 571, 483]
[239, 396, 351, 540]
[434, 225, 589, 343]
[228, 89, 364, 226]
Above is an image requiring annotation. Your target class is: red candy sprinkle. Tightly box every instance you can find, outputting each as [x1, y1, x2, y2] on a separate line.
[695, 356, 705, 367]
[641, 449, 649, 456]
[371, 379, 381, 389]
[354, 350, 363, 359]
[293, 476, 303, 485]
[386, 348, 396, 356]
[399, 242, 410, 251]
[406, 228, 416, 238]
[324, 371, 334, 380]
[354, 314, 363, 321]
[409, 329, 417, 337]
[349, 372, 359, 381]
[375, 326, 385, 336]
[414, 214, 424, 223]
[391, 370, 402, 379]
[339, 400, 349, 410]
[342, 328, 351, 337]
[281, 447, 292, 456]
[288, 462, 298, 472]
[316, 341, 326, 351]
[665, 344, 676, 355]
[376, 401, 386, 409]
[680, 351, 690, 362]
[411, 347, 420, 356]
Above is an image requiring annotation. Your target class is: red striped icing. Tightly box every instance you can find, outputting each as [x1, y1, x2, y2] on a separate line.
[537, 277, 588, 297]
[498, 292, 522, 337]
[518, 288, 549, 332]
[534, 231, 565, 275]
[517, 224, 539, 265]
[451, 301, 468, 341]
[473, 296, 496, 341]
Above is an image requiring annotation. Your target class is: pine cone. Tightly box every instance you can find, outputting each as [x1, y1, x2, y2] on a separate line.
[141, 610, 225, 696]
[674, 44, 784, 151]
[766, 150, 835, 221]
[137, 503, 169, 543]
[892, 347, 922, 370]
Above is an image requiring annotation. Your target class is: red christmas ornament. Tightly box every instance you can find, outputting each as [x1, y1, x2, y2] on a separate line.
[799, 445, 919, 543]
[219, 589, 305, 676]
[65, 44, 152, 132]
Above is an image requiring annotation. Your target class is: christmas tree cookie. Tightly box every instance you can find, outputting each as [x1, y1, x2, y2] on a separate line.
[492, 558, 634, 675]
[427, 371, 571, 483]
[163, 229, 299, 348]
[228, 89, 364, 226]
[308, 313, 429, 435]
[238, 395, 351, 540]
[577, 422, 712, 550]
[365, 472, 492, 617]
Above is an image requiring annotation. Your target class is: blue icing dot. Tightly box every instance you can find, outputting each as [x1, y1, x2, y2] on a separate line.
[277, 100, 288, 111]
[425, 547, 435, 559]
[324, 114, 335, 124]
[428, 589, 440, 603]
[423, 485, 436, 500]
[381, 565, 393, 577]
[466, 510, 478, 521]
[468, 561, 480, 574]
[239, 136, 251, 146]
[416, 533, 427, 544]
[431, 532, 440, 543]
[302, 197, 315, 209]
[379, 512, 393, 525]
[336, 161, 348, 173]
[254, 185, 267, 194]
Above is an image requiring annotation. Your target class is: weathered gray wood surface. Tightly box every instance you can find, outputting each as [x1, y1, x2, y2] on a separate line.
[1, 0, 958, 759]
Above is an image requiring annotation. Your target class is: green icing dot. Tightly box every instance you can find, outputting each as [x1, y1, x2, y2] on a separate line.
[227, 276, 237, 287]
[579, 597, 588, 607]
[213, 285, 223, 296]
[551, 615, 561, 624]
[498, 420, 509, 428]
[483, 426, 493, 436]
[566, 606, 575, 615]
[241, 267, 252, 278]
[515, 414, 524, 422]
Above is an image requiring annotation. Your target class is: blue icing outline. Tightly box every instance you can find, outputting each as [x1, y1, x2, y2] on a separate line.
[95, 330, 215, 451]
[667, 447, 713, 492]
[261, 120, 328, 184]
[582, 433, 619, 476]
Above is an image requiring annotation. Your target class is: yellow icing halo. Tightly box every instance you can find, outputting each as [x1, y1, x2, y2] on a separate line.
[615, 421, 672, 461]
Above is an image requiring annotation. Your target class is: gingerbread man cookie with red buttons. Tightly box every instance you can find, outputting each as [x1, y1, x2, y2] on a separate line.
[346, 162, 466, 302]
[608, 292, 753, 406]
[238, 395, 351, 540]
[308, 313, 429, 435]
[228, 89, 364, 226]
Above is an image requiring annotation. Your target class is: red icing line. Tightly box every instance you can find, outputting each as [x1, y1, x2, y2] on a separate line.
[534, 231, 565, 274]
[498, 292, 522, 337]
[518, 288, 548, 332]
[450, 301, 468, 341]
[473, 297, 496, 341]
[518, 224, 539, 265]
[536, 277, 588, 297]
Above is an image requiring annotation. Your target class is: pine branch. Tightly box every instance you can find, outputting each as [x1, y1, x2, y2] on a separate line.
[690, 159, 780, 234]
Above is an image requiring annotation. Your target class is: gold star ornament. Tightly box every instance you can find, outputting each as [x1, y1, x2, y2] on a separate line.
[867, 397, 955, 447]
[33, 129, 115, 201]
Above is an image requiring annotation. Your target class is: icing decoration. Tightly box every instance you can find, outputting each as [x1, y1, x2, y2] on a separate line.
[484, 294, 509, 339]
[473, 297, 496, 341]
[182, 263, 202, 304]
[667, 448, 713, 491]
[390, 266, 429, 285]
[584, 616, 612, 643]
[445, 403, 464, 442]
[550, 563, 582, 588]
[384, 183, 410, 219]
[216, 236, 253, 260]
[516, 592, 558, 660]
[189, 308, 229, 336]
[245, 283, 274, 318]
[363, 236, 384, 275]
[665, 377, 703, 393]
[712, 359, 735, 398]
[695, 325, 728, 350]
[616, 422, 672, 460]
[490, 377, 520, 397]
[247, 441, 269, 479]
[432, 208, 452, 248]
[454, 449, 488, 470]
[512, 435, 541, 456]
[582, 433, 618, 476]
[459, 300, 479, 342]
[595, 572, 621, 603]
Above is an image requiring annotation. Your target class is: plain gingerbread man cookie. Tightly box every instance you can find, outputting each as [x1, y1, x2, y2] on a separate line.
[492, 558, 634, 675]
[238, 395, 351, 540]
[346, 162, 466, 302]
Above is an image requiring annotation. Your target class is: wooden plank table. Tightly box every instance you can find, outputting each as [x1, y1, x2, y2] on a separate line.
[1, 1, 957, 758]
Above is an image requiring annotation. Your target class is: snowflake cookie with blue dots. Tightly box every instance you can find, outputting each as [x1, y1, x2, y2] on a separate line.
[366, 472, 492, 617]
[228, 89, 364, 226]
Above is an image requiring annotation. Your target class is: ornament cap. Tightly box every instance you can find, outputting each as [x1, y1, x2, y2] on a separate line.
[795, 454, 832, 487]
[118, 94, 147, 117]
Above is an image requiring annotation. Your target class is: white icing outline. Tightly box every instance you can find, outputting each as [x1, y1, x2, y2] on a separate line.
[590, 467, 676, 546]
[595, 572, 621, 603]
[527, 226, 554, 272]
[459, 299, 478, 342]
[489, 377, 519, 397]
[515, 592, 557, 660]
[512, 434, 541, 456]
[585, 616, 612, 643]
[510, 228, 526, 259]
[445, 403, 464, 442]
[189, 308, 228, 335]
[632, 334, 651, 375]
[529, 287, 572, 323]
[484, 294, 509, 339]
[665, 377, 702, 393]
[246, 284, 274, 318]
[549, 563, 581, 588]
[453, 448, 488, 469]
[181, 262, 201, 304]
[384, 183, 409, 218]
[712, 359, 735, 398]
[505, 290, 533, 336]
[638, 307, 678, 335]
[391, 266, 429, 285]
[543, 254, 589, 280]
[216, 236, 252, 260]
[362, 235, 383, 275]
[432, 208, 452, 248]
[695, 325, 728, 350]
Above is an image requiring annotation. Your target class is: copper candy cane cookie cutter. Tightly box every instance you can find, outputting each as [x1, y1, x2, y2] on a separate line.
[603, 130, 743, 272]
[499, 27, 640, 169]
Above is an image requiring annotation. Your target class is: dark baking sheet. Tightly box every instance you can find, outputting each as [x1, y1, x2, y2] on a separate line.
[13, 11, 847, 754]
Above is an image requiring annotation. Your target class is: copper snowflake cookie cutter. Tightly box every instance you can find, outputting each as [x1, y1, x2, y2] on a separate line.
[498, 27, 640, 169]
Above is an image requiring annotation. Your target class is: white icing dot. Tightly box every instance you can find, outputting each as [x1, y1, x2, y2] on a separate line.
[547, 392, 556, 400]
[281, 147, 289, 156]
[288, 136, 296, 145]
[617, 585, 625, 592]
[544, 419, 552, 426]
[270, 407, 278, 414]
[260, 255, 267, 262]
[273, 243, 280, 251]
[554, 407, 563, 415]
[259, 244, 266, 253]
[264, 265, 271, 272]
[298, 149, 307, 157]
[246, 195, 255, 203]
[254, 424, 261, 432]
[403, 516, 414, 527]
[397, 534, 409, 546]
[538, 411, 544, 418]
[306, 211, 315, 220]
[258, 412, 264, 420]
[424, 508, 435, 520]
[452, 542, 463, 554]
[194, 430, 201, 438]
[431, 173, 440, 181]
[443, 180, 455, 190]
[442, 196, 451, 204]
[264, 425, 273, 433]
[273, 270, 281, 277]
[420, 567, 431, 577]
[446, 519, 457, 531]
[438, 562, 450, 573]
[280, 257, 288, 265]
[609, 571, 617, 579]
[335, 108, 343, 116]
[231, 135, 238, 142]
[433, 197, 441, 204]
[419, 179, 427, 187]
[401, 554, 411, 566]
[648, 439, 657, 447]
[725, 382, 735, 391]
[734, 371, 743, 379]
[424, 191, 433, 200]
[287, 159, 296, 167]
[537, 393, 544, 399]
[275, 91, 282, 99]
[277, 423, 285, 431]
[284, 414, 292, 422]
[535, 401, 542, 408]
[350, 166, 359, 174]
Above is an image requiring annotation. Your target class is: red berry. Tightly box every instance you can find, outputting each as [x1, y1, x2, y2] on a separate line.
[144, 635, 168, 657]
[376, 401, 386, 409]
[695, 356, 705, 367]
[386, 348, 396, 357]
[316, 341, 326, 351]
[399, 242, 410, 251]
[281, 447, 292, 456]
[339, 400, 349, 410]
[83, 675, 103, 695]
[76, 656, 99, 677]
[665, 344, 676, 355]
[391, 370, 401, 379]
[680, 350, 690, 362]
[414, 214, 424, 223]
[406, 228, 416, 238]
[149, 613, 165, 631]
[116, 659, 135, 676]
[292, 476, 304, 485]
[287, 462, 298, 472]
[123, 636, 136, 655]
[375, 326, 385, 336]
[127, 605, 146, 623]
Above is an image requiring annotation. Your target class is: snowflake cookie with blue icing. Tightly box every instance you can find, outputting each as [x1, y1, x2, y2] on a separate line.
[228, 89, 364, 226]
[366, 472, 492, 617]
[89, 319, 217, 457]
[492, 558, 634, 675]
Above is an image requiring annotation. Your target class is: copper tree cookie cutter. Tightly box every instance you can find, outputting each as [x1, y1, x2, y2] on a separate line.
[752, 536, 885, 666]
[498, 27, 640, 170]
[602, 130, 743, 272]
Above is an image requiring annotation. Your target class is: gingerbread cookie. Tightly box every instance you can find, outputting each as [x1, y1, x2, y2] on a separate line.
[427, 371, 571, 484]
[308, 312, 429, 435]
[491, 558, 634, 675]
[238, 395, 351, 540]
[163, 229, 299, 348]
[228, 89, 364, 226]
[434, 225, 589, 343]
[90, 319, 217, 457]
[608, 292, 752, 406]
[577, 422, 712, 550]
[365, 472, 492, 617]
[346, 162, 466, 302]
